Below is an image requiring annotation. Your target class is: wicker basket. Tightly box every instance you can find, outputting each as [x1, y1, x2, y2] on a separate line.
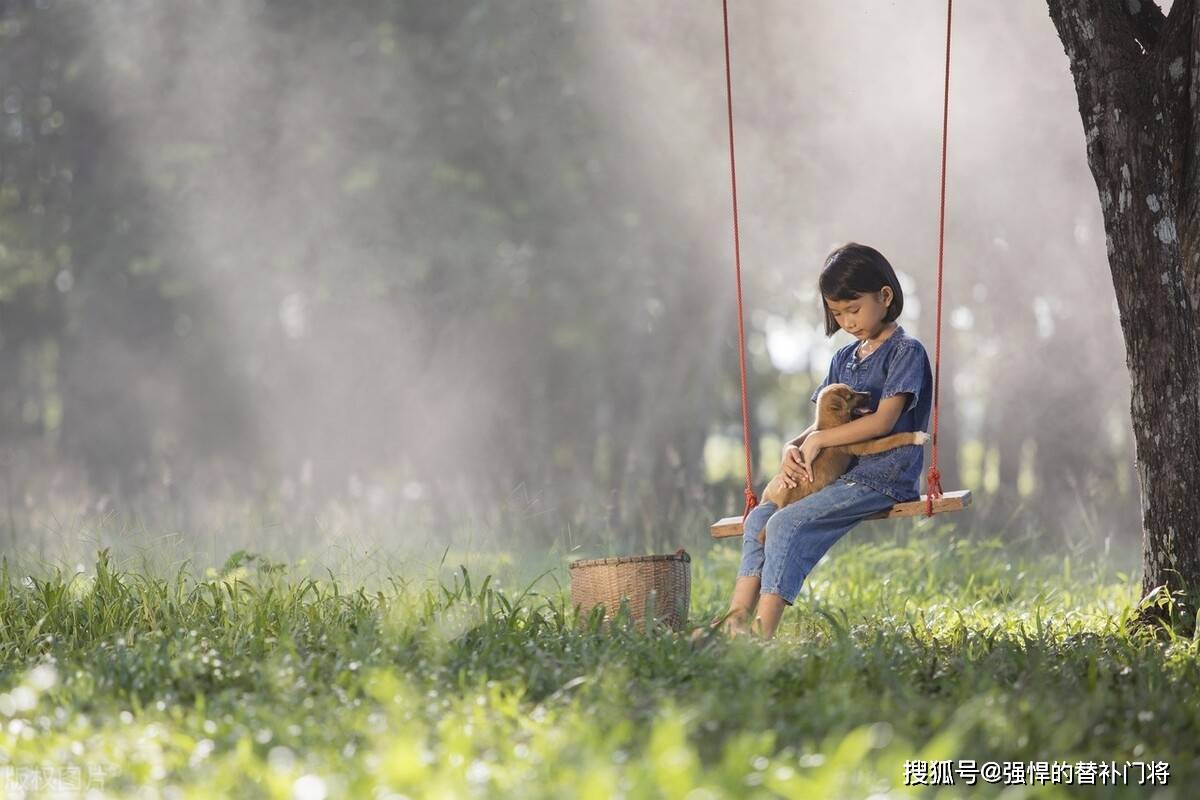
[568, 548, 691, 632]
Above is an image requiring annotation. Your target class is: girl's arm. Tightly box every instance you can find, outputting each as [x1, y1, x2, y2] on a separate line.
[786, 422, 817, 449]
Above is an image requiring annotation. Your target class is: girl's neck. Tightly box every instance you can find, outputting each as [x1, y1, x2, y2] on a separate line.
[859, 319, 897, 347]
[861, 321, 897, 345]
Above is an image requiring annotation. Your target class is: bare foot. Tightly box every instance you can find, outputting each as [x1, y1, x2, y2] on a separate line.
[725, 620, 753, 638]
[712, 608, 752, 637]
[690, 608, 757, 649]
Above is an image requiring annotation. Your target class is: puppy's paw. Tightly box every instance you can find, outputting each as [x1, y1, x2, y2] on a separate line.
[913, 431, 931, 445]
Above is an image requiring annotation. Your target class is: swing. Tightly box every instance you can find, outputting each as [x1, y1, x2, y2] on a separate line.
[710, 0, 971, 541]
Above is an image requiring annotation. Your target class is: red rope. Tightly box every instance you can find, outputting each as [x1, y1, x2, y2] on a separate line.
[720, 0, 758, 520]
[721, 1, 952, 521]
[926, 0, 952, 516]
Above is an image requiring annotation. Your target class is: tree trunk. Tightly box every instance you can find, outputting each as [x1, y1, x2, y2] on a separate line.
[1049, 0, 1200, 634]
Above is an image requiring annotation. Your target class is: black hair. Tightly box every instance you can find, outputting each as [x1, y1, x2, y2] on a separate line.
[818, 242, 904, 336]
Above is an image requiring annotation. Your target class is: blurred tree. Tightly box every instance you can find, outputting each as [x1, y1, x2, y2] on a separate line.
[0, 0, 71, 443]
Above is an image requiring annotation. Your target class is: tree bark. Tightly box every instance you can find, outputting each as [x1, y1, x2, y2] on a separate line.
[1049, 0, 1200, 634]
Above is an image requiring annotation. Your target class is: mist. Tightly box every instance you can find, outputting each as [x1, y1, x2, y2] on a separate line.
[0, 0, 1139, 570]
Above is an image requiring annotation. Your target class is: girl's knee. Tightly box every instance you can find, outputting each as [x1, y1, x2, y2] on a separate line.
[765, 508, 815, 540]
[742, 502, 777, 542]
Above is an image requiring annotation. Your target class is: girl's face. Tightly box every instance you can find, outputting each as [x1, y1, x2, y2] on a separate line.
[825, 288, 893, 340]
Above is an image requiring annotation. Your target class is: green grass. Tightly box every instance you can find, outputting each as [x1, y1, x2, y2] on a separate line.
[0, 525, 1192, 799]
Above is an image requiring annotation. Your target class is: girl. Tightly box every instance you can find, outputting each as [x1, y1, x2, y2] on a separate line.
[717, 242, 934, 640]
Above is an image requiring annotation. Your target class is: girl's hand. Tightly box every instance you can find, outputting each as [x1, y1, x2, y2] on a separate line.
[797, 432, 825, 483]
[781, 445, 803, 488]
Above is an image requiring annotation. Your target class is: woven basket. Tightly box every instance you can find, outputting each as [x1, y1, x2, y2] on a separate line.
[568, 548, 691, 632]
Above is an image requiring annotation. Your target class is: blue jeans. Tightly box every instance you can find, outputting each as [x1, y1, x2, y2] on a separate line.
[737, 478, 896, 605]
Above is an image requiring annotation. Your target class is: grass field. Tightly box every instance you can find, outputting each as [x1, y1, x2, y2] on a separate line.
[0, 522, 1192, 799]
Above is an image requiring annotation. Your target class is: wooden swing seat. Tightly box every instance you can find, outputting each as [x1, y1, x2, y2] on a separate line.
[710, 489, 972, 539]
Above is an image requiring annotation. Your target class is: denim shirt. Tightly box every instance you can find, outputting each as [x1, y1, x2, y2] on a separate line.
[809, 325, 933, 502]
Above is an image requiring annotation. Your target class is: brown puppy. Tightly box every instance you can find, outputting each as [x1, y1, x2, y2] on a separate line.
[756, 383, 929, 544]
